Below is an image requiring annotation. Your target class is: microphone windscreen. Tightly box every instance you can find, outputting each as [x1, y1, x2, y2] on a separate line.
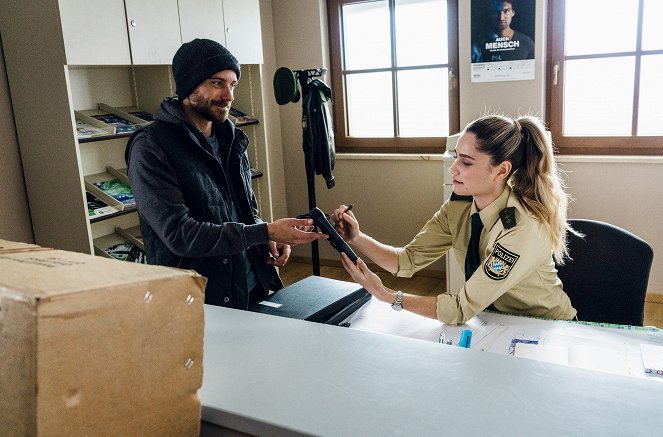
[273, 67, 298, 105]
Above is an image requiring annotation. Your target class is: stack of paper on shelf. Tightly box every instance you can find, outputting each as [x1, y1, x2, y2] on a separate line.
[103, 241, 147, 263]
[86, 191, 120, 220]
[91, 113, 141, 134]
[85, 166, 135, 211]
[76, 120, 111, 139]
[129, 111, 154, 121]
[93, 228, 146, 264]
[115, 225, 144, 249]
[92, 178, 135, 207]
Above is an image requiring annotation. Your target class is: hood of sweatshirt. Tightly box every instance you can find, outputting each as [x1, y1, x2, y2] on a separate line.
[126, 97, 246, 164]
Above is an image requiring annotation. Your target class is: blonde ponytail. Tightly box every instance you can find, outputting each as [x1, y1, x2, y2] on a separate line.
[464, 114, 576, 263]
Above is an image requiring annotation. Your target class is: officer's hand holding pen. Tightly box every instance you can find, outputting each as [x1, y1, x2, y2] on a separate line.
[332, 204, 359, 243]
[334, 204, 353, 229]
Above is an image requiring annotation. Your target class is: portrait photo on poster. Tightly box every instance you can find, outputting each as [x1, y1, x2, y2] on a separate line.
[470, 0, 536, 83]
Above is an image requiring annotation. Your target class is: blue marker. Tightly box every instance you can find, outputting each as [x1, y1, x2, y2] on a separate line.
[458, 329, 473, 348]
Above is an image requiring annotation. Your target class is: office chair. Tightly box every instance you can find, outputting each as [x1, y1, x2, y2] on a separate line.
[556, 219, 653, 326]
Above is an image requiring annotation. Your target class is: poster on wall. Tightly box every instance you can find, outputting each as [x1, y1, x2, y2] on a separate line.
[471, 0, 536, 83]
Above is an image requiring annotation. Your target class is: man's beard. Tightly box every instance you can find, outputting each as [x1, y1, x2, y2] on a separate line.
[191, 99, 230, 123]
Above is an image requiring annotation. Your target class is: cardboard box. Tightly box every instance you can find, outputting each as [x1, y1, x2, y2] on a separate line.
[0, 241, 207, 436]
[0, 238, 43, 252]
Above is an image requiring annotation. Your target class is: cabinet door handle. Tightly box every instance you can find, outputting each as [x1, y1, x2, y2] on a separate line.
[130, 20, 137, 27]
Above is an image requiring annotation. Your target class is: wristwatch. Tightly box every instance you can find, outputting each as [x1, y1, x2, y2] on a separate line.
[391, 291, 404, 311]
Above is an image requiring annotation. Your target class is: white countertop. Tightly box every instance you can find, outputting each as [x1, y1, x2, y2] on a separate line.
[200, 305, 663, 436]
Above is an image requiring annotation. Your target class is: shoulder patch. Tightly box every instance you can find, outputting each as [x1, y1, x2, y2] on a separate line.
[450, 192, 473, 202]
[483, 243, 520, 280]
[499, 207, 517, 229]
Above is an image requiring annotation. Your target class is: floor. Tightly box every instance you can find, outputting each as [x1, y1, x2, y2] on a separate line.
[280, 259, 663, 328]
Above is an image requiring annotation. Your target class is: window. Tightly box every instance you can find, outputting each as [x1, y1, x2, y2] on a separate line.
[548, 0, 663, 155]
[328, 0, 459, 153]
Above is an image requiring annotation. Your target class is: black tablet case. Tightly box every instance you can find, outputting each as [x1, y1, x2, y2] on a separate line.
[249, 276, 370, 324]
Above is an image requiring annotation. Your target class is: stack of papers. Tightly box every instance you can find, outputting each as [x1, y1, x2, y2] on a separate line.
[514, 342, 629, 375]
[641, 344, 663, 377]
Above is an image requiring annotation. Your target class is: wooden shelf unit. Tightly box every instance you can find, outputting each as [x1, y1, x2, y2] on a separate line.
[1, 0, 270, 256]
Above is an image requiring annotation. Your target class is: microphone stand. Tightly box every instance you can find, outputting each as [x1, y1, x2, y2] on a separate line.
[294, 68, 326, 276]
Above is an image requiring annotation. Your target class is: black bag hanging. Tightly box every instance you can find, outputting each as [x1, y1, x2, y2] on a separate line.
[273, 67, 336, 276]
[302, 79, 335, 189]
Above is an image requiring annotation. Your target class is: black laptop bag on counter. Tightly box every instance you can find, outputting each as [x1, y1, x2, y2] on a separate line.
[249, 276, 370, 325]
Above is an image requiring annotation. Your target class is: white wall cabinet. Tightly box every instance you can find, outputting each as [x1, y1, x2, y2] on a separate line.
[179, 0, 264, 64]
[59, 0, 132, 65]
[0, 0, 268, 255]
[125, 0, 263, 65]
[125, 0, 183, 65]
[222, 0, 263, 64]
[179, 0, 227, 48]
[59, 0, 262, 66]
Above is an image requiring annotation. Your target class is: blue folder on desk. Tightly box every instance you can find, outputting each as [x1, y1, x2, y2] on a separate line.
[249, 276, 370, 325]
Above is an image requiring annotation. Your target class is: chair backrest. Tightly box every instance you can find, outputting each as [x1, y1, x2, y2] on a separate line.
[556, 219, 653, 326]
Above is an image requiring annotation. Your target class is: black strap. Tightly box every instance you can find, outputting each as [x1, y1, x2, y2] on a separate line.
[464, 212, 483, 281]
[464, 212, 499, 312]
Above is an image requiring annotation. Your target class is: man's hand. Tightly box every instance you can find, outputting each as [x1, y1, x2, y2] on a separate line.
[267, 218, 326, 245]
[267, 241, 291, 267]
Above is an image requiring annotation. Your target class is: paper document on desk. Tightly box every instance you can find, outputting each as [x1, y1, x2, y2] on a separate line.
[479, 326, 541, 355]
[438, 317, 503, 348]
[347, 298, 442, 341]
[542, 326, 642, 375]
[347, 298, 501, 346]
[512, 331, 630, 376]
[641, 344, 663, 377]
[513, 343, 567, 365]
[514, 342, 629, 375]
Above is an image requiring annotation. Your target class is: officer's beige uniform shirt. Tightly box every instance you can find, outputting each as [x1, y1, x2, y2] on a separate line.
[396, 186, 576, 324]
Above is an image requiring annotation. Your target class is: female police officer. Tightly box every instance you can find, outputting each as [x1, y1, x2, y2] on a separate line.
[333, 114, 577, 324]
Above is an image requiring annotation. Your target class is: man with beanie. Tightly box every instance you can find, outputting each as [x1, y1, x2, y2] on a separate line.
[126, 38, 323, 308]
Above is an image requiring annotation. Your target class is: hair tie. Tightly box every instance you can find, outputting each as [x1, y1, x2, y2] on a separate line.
[513, 119, 522, 132]
[514, 119, 528, 166]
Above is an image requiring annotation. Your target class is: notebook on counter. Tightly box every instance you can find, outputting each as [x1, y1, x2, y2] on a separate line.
[250, 275, 370, 325]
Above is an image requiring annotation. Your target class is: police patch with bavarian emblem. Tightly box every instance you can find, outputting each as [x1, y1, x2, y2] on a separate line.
[483, 243, 520, 280]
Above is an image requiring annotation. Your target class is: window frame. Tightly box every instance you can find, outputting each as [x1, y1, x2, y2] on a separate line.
[327, 0, 459, 154]
[546, 0, 663, 155]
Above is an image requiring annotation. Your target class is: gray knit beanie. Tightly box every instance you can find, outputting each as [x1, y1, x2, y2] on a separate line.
[172, 38, 241, 100]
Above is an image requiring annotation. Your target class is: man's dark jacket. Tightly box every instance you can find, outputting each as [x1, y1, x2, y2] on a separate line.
[125, 97, 283, 308]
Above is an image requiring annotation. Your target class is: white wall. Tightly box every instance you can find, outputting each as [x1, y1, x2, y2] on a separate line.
[271, 0, 331, 219]
[256, 0, 287, 222]
[0, 34, 33, 243]
[269, 0, 663, 295]
[560, 157, 663, 293]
